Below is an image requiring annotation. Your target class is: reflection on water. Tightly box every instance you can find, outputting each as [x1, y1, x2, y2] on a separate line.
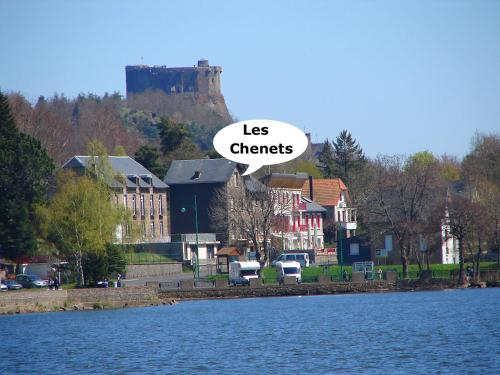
[1, 289, 499, 374]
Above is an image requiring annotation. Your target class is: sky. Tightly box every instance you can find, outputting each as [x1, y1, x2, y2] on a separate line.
[1, 0, 499, 158]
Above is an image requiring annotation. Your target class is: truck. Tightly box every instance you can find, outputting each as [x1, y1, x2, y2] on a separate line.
[229, 261, 261, 286]
[275, 261, 302, 284]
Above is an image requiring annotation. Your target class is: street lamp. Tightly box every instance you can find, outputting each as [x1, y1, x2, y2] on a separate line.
[181, 195, 200, 279]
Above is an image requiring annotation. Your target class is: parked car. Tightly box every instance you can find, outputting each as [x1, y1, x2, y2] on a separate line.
[0, 282, 7, 292]
[2, 280, 23, 290]
[15, 274, 48, 288]
[272, 253, 310, 267]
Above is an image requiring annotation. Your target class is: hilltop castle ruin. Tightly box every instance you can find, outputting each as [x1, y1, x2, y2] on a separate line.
[125, 59, 231, 126]
[126, 59, 222, 96]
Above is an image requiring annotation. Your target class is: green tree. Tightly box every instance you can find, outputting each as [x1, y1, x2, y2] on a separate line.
[332, 130, 366, 186]
[134, 144, 166, 178]
[0, 91, 54, 270]
[41, 171, 128, 286]
[317, 139, 335, 178]
[83, 244, 126, 286]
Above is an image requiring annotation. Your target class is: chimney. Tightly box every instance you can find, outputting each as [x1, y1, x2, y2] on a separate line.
[309, 175, 314, 201]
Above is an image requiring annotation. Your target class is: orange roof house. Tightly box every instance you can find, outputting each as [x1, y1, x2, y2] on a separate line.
[301, 178, 350, 207]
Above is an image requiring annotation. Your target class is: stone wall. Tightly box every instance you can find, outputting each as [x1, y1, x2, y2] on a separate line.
[159, 281, 394, 300]
[125, 263, 182, 278]
[67, 286, 158, 307]
[0, 286, 164, 314]
[0, 290, 68, 314]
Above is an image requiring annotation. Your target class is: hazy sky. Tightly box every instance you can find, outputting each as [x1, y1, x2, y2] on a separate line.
[1, 0, 499, 158]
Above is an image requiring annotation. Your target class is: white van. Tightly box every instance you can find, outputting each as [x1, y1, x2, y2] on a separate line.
[272, 253, 310, 267]
[229, 261, 260, 286]
[275, 261, 302, 284]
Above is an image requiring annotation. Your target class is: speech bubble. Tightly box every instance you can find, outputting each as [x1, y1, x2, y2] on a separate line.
[213, 119, 309, 176]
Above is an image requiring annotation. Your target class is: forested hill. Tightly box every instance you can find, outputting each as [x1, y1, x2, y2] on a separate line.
[8, 91, 232, 166]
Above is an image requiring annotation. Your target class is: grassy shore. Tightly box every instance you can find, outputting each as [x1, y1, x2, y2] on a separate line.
[208, 262, 496, 283]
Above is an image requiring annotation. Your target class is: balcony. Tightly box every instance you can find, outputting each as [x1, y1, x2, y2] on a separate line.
[342, 222, 357, 230]
[293, 202, 307, 211]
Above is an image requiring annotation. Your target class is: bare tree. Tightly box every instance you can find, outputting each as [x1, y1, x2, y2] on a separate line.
[363, 154, 443, 279]
[462, 133, 500, 276]
[445, 194, 483, 285]
[210, 177, 284, 266]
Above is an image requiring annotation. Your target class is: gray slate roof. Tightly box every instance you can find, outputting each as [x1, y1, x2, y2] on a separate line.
[302, 196, 327, 213]
[165, 159, 237, 185]
[63, 156, 168, 189]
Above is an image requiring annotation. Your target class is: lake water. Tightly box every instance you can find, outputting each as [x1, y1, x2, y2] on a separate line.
[1, 289, 499, 374]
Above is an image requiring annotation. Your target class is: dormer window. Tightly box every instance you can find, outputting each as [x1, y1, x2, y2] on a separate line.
[191, 171, 201, 180]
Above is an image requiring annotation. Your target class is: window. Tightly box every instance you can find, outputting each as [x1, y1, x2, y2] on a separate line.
[149, 195, 154, 217]
[385, 235, 393, 252]
[207, 245, 214, 259]
[317, 214, 321, 229]
[140, 194, 145, 216]
[132, 195, 137, 216]
[123, 194, 128, 209]
[150, 222, 155, 237]
[337, 211, 341, 222]
[350, 243, 360, 256]
[158, 195, 163, 216]
[160, 221, 164, 237]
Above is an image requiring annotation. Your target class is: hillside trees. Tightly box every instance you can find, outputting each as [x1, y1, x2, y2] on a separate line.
[157, 117, 203, 165]
[0, 92, 54, 270]
[134, 144, 166, 178]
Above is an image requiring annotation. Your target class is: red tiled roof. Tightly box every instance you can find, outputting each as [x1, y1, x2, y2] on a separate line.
[216, 247, 240, 256]
[302, 178, 350, 206]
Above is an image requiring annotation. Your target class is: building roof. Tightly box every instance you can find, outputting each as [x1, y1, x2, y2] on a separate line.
[243, 175, 268, 193]
[63, 156, 168, 189]
[260, 173, 308, 189]
[302, 178, 349, 206]
[216, 247, 241, 257]
[301, 196, 327, 213]
[165, 158, 237, 185]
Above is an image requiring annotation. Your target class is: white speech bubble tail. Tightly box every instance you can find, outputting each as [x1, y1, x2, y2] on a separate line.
[242, 164, 263, 176]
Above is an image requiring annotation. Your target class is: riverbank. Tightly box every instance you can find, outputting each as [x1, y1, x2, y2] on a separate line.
[1, 279, 498, 315]
[0, 286, 176, 315]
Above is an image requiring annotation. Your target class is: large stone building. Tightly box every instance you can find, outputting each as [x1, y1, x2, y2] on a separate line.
[164, 158, 242, 246]
[63, 156, 170, 243]
[125, 59, 222, 96]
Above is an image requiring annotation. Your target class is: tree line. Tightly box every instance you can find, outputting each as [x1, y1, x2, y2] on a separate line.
[317, 130, 499, 284]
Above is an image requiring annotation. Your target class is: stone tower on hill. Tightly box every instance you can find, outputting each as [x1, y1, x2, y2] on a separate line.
[125, 59, 232, 126]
